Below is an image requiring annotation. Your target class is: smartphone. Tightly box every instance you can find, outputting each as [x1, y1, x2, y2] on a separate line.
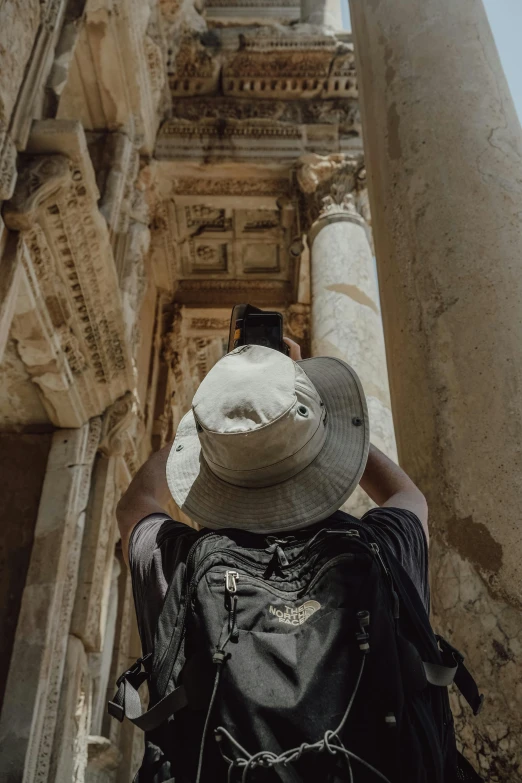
[228, 304, 288, 354]
[243, 312, 285, 352]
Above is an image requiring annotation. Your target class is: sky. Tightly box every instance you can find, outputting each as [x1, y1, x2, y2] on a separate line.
[340, 0, 522, 123]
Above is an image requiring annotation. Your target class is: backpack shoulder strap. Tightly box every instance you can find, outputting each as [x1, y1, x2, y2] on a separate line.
[423, 635, 484, 716]
[108, 653, 188, 731]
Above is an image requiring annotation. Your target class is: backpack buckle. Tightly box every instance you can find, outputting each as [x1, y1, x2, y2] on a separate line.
[116, 653, 152, 687]
[436, 635, 465, 665]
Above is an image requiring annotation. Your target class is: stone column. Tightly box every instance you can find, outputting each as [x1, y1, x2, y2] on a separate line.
[301, 0, 343, 29]
[350, 0, 522, 776]
[0, 420, 101, 783]
[301, 163, 397, 515]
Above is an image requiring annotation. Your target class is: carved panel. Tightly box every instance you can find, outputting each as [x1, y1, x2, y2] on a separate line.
[155, 120, 304, 161]
[172, 202, 296, 284]
[3, 121, 134, 427]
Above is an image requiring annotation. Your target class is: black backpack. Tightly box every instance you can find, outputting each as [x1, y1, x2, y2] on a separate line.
[109, 511, 484, 783]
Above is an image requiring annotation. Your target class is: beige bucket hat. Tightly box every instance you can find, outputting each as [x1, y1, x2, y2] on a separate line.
[166, 344, 369, 533]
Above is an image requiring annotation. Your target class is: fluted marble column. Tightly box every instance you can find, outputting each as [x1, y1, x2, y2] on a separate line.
[301, 0, 343, 29]
[350, 0, 522, 775]
[309, 194, 397, 516]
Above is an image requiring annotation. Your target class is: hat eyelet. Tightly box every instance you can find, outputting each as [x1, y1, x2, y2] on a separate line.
[297, 405, 309, 418]
[175, 443, 184, 452]
[352, 416, 363, 427]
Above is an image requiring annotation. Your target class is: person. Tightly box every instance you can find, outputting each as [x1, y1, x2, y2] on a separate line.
[117, 337, 429, 633]
[115, 337, 433, 782]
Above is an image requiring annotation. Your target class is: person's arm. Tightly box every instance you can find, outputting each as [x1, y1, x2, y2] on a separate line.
[116, 442, 173, 566]
[359, 444, 429, 544]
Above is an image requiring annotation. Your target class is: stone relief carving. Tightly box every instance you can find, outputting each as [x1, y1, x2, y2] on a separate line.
[169, 176, 291, 196]
[99, 391, 140, 459]
[0, 125, 18, 200]
[295, 152, 368, 230]
[4, 155, 71, 229]
[3, 127, 134, 425]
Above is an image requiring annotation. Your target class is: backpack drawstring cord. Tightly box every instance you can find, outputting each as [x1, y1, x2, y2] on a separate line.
[195, 594, 238, 783]
[214, 651, 391, 783]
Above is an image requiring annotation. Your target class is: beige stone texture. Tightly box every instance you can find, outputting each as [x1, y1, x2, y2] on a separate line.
[0, 0, 41, 125]
[71, 455, 118, 653]
[0, 421, 100, 782]
[350, 0, 522, 776]
[49, 635, 92, 783]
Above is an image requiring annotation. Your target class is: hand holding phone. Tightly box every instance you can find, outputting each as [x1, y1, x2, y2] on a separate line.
[228, 304, 289, 355]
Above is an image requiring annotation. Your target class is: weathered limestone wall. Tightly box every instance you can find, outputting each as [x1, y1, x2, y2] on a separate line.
[0, 433, 53, 706]
[350, 0, 522, 778]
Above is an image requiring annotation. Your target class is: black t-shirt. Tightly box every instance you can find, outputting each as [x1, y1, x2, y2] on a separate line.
[129, 507, 430, 655]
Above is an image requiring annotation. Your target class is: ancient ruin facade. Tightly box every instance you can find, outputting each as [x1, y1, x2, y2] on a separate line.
[0, 0, 521, 781]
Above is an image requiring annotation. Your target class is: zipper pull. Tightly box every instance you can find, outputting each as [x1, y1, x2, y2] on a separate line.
[370, 542, 390, 577]
[370, 544, 400, 618]
[225, 570, 239, 594]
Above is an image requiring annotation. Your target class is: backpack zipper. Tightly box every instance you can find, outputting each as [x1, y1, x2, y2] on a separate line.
[159, 531, 217, 690]
[225, 570, 239, 594]
[370, 542, 390, 577]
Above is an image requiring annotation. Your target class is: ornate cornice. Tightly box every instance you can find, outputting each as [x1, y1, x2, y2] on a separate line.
[3, 121, 134, 427]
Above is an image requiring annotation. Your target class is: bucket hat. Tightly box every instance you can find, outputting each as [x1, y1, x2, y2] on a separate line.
[166, 344, 369, 533]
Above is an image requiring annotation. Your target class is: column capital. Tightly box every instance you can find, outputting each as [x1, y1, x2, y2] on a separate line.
[295, 152, 367, 236]
[308, 193, 365, 246]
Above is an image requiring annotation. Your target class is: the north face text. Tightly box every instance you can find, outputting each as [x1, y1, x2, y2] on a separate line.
[268, 600, 321, 626]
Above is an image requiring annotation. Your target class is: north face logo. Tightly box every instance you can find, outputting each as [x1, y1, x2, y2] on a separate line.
[268, 600, 321, 626]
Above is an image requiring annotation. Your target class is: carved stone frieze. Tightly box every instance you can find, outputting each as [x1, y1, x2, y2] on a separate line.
[156, 120, 306, 161]
[0, 125, 18, 200]
[168, 35, 221, 97]
[3, 121, 134, 427]
[168, 176, 292, 197]
[171, 96, 301, 124]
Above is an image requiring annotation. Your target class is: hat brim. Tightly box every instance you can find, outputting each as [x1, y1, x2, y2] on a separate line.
[166, 356, 369, 533]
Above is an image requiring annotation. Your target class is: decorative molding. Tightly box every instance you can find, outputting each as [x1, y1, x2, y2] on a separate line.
[10, 0, 69, 151]
[0, 125, 18, 200]
[168, 176, 292, 196]
[206, 0, 300, 6]
[3, 121, 134, 427]
[295, 152, 367, 231]
[57, 0, 165, 154]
